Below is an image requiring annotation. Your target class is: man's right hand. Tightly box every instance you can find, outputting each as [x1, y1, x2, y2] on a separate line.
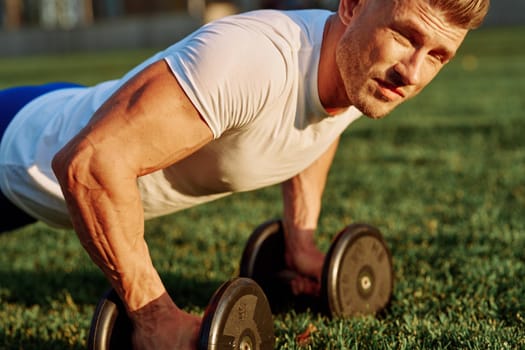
[130, 292, 202, 350]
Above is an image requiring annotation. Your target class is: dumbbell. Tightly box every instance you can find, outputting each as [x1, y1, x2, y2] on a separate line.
[239, 220, 393, 317]
[88, 277, 275, 350]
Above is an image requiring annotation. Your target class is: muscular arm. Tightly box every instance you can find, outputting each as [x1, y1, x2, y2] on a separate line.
[52, 60, 213, 314]
[281, 137, 340, 282]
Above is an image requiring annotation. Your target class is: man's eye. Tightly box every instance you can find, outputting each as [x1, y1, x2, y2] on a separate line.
[429, 51, 446, 64]
[435, 55, 445, 64]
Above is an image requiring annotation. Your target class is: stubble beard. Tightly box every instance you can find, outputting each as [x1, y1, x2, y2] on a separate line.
[336, 42, 397, 119]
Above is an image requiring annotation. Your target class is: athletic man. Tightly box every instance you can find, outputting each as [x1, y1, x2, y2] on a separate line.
[0, 0, 489, 348]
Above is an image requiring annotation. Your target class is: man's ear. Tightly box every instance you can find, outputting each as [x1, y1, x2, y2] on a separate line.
[338, 0, 363, 26]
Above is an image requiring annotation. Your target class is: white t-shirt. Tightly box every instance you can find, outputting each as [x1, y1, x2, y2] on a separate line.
[0, 10, 362, 228]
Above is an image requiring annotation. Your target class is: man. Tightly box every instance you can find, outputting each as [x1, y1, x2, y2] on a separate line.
[0, 0, 489, 348]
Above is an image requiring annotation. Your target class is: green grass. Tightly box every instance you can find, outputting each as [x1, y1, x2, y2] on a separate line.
[1, 25, 524, 349]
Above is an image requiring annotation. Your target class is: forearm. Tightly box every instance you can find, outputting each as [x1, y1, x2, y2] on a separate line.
[53, 149, 165, 313]
[279, 138, 340, 281]
[75, 189, 164, 313]
[281, 175, 321, 233]
[281, 137, 340, 233]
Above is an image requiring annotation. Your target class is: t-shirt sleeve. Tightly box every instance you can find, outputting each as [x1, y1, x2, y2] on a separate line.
[164, 19, 290, 139]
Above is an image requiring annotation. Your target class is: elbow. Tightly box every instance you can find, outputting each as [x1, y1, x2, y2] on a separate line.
[52, 139, 133, 200]
[51, 140, 94, 195]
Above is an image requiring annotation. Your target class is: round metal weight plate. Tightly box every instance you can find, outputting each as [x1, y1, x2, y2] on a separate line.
[239, 220, 285, 279]
[239, 220, 292, 311]
[323, 224, 393, 317]
[199, 278, 275, 350]
[88, 289, 133, 350]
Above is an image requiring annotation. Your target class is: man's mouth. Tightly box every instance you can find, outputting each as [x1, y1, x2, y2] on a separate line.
[374, 79, 405, 100]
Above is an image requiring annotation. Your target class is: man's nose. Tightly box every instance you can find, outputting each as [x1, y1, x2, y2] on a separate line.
[394, 51, 426, 86]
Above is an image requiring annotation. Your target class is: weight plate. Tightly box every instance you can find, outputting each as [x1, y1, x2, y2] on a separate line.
[199, 278, 275, 350]
[322, 224, 393, 317]
[88, 289, 133, 350]
[239, 220, 284, 279]
[239, 220, 293, 311]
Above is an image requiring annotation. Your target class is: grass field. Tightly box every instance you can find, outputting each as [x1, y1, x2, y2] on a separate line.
[1, 25, 524, 349]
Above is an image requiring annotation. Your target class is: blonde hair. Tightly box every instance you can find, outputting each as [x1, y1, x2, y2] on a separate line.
[428, 0, 490, 29]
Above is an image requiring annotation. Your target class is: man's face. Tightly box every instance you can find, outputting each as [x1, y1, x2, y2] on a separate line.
[335, 0, 468, 118]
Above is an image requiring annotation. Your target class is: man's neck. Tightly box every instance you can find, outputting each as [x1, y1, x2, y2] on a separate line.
[317, 13, 351, 112]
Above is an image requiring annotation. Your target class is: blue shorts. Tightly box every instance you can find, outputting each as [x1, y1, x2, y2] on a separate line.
[0, 82, 83, 232]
